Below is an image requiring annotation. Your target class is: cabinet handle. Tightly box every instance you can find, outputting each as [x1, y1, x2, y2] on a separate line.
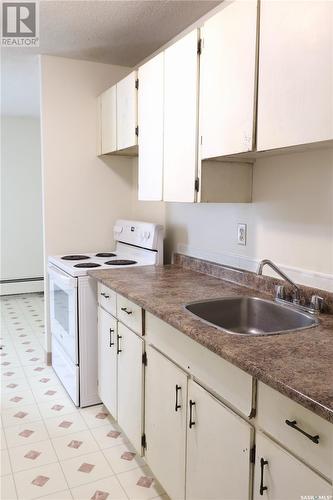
[259, 458, 268, 496]
[175, 385, 181, 412]
[285, 419, 319, 444]
[116, 334, 122, 354]
[121, 307, 132, 315]
[109, 328, 114, 347]
[189, 400, 196, 428]
[101, 292, 109, 298]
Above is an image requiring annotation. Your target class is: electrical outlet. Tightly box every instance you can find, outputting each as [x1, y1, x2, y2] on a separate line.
[237, 223, 247, 246]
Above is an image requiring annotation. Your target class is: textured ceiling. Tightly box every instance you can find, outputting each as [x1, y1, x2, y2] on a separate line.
[5, 0, 221, 66]
[1, 0, 221, 117]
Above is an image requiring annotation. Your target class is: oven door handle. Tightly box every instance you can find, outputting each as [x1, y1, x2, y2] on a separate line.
[48, 265, 77, 288]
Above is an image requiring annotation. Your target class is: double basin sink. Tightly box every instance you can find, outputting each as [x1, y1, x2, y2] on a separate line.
[185, 296, 319, 336]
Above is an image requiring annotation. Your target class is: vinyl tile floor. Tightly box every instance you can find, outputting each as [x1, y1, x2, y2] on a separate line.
[1, 293, 167, 500]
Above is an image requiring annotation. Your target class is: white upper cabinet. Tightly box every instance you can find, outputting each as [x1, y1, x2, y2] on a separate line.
[100, 86, 117, 155]
[138, 53, 164, 201]
[98, 71, 138, 156]
[200, 0, 258, 159]
[116, 71, 138, 152]
[257, 0, 333, 150]
[163, 29, 199, 202]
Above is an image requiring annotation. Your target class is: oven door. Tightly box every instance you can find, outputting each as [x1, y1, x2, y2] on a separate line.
[48, 264, 78, 364]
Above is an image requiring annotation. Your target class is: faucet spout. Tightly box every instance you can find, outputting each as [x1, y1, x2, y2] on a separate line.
[257, 259, 301, 302]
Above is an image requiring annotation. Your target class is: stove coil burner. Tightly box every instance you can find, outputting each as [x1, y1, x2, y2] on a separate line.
[105, 260, 137, 266]
[74, 262, 101, 268]
[95, 253, 117, 258]
[61, 255, 90, 261]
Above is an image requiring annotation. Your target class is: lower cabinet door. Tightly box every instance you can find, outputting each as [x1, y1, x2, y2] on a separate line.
[186, 379, 253, 500]
[145, 345, 188, 500]
[253, 432, 332, 500]
[97, 307, 117, 418]
[117, 322, 144, 453]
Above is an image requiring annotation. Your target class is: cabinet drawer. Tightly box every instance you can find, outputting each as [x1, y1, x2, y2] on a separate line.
[117, 294, 143, 335]
[257, 382, 332, 480]
[98, 283, 116, 316]
[146, 312, 253, 417]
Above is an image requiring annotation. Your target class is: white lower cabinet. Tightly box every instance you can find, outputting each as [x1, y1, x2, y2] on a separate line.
[97, 304, 333, 500]
[97, 306, 144, 453]
[145, 345, 188, 500]
[186, 379, 253, 500]
[97, 306, 117, 418]
[117, 322, 144, 453]
[145, 346, 253, 500]
[253, 432, 332, 500]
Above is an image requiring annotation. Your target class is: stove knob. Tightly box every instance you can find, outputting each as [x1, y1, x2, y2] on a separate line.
[144, 231, 151, 240]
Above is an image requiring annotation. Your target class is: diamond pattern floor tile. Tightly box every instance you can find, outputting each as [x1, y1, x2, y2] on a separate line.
[8, 439, 58, 473]
[51, 430, 99, 461]
[13, 462, 68, 500]
[1, 293, 165, 500]
[70, 475, 127, 500]
[60, 451, 114, 488]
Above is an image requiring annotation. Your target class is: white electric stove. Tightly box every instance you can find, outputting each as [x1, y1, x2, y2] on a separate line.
[48, 220, 163, 407]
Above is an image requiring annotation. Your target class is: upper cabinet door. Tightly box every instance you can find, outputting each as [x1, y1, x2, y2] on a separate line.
[163, 29, 199, 202]
[257, 1, 333, 151]
[186, 380, 253, 500]
[101, 86, 117, 154]
[200, 0, 258, 159]
[116, 71, 138, 151]
[138, 53, 164, 201]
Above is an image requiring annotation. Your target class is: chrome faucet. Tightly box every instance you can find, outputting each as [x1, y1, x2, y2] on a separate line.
[257, 259, 323, 314]
[257, 259, 301, 302]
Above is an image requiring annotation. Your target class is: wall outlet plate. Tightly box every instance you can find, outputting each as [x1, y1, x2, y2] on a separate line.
[237, 223, 247, 246]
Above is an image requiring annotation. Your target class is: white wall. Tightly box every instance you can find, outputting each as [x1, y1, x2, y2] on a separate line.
[40, 56, 134, 350]
[165, 148, 333, 291]
[1, 116, 44, 292]
[131, 158, 165, 227]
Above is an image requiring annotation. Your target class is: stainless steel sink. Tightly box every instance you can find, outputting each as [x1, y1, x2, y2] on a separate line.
[185, 297, 319, 336]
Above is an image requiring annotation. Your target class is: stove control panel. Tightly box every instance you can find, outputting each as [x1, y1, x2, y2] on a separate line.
[114, 220, 163, 250]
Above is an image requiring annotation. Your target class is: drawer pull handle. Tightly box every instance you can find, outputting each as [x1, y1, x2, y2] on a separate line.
[121, 307, 132, 315]
[175, 385, 181, 412]
[109, 328, 114, 347]
[116, 334, 122, 354]
[285, 419, 319, 444]
[101, 292, 109, 299]
[260, 458, 268, 495]
[189, 400, 196, 428]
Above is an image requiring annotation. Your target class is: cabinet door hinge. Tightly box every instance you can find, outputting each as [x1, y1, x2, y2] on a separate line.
[250, 445, 256, 464]
[135, 126, 139, 137]
[197, 38, 202, 55]
[135, 78, 139, 90]
[194, 177, 200, 192]
[141, 433, 147, 449]
[142, 351, 147, 366]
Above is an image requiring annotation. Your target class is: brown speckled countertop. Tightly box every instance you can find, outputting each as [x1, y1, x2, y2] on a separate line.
[89, 262, 333, 423]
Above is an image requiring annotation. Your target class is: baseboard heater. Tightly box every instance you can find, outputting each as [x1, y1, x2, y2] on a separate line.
[0, 277, 44, 284]
[0, 277, 44, 295]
